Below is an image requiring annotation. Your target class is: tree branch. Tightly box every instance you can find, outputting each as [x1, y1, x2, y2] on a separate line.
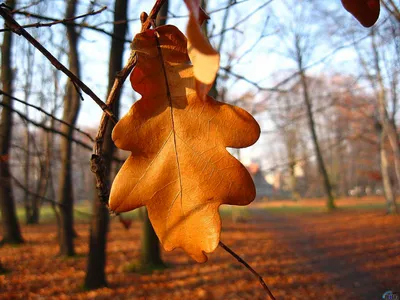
[8, 10, 132, 43]
[0, 4, 117, 123]
[0, 6, 107, 32]
[0, 100, 93, 150]
[91, 0, 168, 207]
[0, 89, 94, 142]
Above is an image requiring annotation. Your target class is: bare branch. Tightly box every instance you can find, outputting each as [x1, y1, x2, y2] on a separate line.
[221, 66, 287, 92]
[0, 100, 94, 151]
[0, 6, 107, 32]
[8, 172, 92, 217]
[91, 0, 168, 207]
[0, 4, 117, 123]
[0, 89, 95, 142]
[9, 10, 132, 43]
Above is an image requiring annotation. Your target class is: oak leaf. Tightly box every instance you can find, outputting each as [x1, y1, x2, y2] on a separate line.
[109, 25, 260, 262]
[341, 0, 380, 27]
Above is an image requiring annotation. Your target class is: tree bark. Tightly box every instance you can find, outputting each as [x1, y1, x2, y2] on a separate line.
[371, 31, 399, 214]
[378, 125, 398, 214]
[58, 0, 81, 256]
[141, 208, 164, 267]
[0, 0, 24, 244]
[84, 0, 128, 289]
[296, 40, 335, 210]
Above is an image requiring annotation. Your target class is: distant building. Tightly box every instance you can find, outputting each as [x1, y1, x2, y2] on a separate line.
[246, 163, 274, 199]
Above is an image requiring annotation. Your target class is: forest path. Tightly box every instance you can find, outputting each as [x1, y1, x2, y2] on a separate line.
[248, 208, 397, 299]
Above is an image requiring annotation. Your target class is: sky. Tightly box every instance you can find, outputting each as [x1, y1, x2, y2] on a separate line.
[4, 0, 389, 170]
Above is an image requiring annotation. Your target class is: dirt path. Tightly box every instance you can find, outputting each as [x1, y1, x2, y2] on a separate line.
[249, 208, 399, 299]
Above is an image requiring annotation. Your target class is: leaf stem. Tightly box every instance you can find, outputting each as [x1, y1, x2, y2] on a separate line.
[219, 240, 276, 300]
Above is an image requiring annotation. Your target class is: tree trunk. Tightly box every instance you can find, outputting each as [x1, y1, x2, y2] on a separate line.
[24, 129, 32, 224]
[84, 0, 128, 289]
[141, 208, 164, 267]
[297, 54, 335, 210]
[58, 0, 81, 256]
[378, 126, 398, 214]
[371, 29, 399, 214]
[0, 0, 24, 245]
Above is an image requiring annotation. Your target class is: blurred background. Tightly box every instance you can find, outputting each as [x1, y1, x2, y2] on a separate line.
[0, 0, 399, 299]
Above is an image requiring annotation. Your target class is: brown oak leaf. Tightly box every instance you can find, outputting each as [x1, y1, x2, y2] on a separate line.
[109, 25, 260, 262]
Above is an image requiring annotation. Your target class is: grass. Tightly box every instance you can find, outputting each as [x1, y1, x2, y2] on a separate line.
[1, 197, 389, 226]
[2, 202, 141, 224]
[253, 197, 388, 214]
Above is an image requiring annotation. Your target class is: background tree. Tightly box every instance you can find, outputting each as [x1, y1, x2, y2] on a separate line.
[0, 0, 24, 244]
[58, 0, 82, 256]
[84, 0, 129, 289]
[271, 0, 336, 209]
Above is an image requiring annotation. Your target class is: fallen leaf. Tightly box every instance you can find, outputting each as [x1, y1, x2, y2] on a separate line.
[109, 25, 260, 262]
[341, 0, 380, 27]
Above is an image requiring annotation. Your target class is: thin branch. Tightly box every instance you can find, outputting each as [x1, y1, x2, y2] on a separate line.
[0, 4, 117, 123]
[9, 10, 132, 43]
[219, 241, 276, 300]
[221, 66, 287, 92]
[8, 173, 92, 217]
[0, 101, 125, 164]
[166, 0, 248, 20]
[209, 0, 274, 39]
[0, 6, 107, 32]
[0, 89, 94, 142]
[0, 100, 94, 150]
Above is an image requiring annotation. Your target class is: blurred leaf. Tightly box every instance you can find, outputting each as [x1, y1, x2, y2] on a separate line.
[341, 0, 380, 27]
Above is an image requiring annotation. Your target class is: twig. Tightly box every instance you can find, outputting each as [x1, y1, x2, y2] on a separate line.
[219, 241, 276, 300]
[0, 89, 94, 142]
[8, 173, 92, 218]
[0, 6, 107, 32]
[0, 100, 93, 151]
[91, 0, 168, 206]
[0, 101, 124, 163]
[0, 4, 117, 123]
[209, 0, 274, 39]
[221, 66, 287, 93]
[164, 0, 248, 20]
[8, 10, 132, 43]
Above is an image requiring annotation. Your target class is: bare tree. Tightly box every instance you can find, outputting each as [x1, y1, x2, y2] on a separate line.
[272, 0, 336, 209]
[58, 0, 81, 256]
[0, 0, 24, 244]
[370, 29, 398, 214]
[85, 0, 129, 289]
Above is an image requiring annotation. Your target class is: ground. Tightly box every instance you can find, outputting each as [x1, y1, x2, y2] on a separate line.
[0, 197, 399, 299]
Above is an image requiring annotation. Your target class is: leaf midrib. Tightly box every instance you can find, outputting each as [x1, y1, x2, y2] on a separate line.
[154, 31, 184, 216]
